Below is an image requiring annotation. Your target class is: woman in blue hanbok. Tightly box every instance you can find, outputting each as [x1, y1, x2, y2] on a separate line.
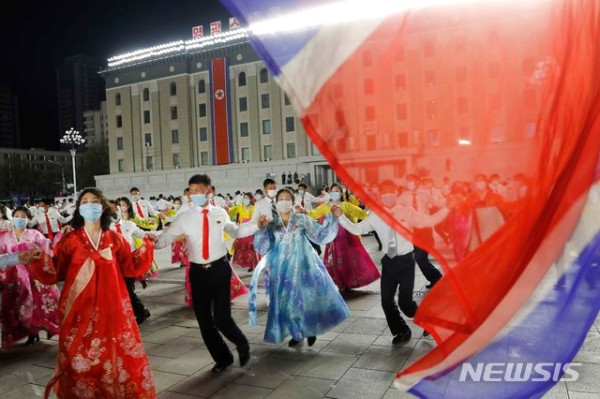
[249, 188, 350, 347]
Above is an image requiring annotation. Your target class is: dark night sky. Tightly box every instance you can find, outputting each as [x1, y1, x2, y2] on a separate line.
[0, 1, 231, 150]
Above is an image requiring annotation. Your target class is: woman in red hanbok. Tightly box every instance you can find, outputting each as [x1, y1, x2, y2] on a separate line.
[228, 192, 260, 272]
[0, 206, 59, 348]
[31, 188, 156, 399]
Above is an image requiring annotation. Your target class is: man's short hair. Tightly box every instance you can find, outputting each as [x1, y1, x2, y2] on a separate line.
[298, 183, 308, 189]
[130, 187, 140, 193]
[188, 174, 212, 187]
[263, 178, 276, 188]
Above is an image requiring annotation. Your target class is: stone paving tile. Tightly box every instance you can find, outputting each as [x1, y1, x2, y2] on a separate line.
[382, 387, 419, 399]
[353, 344, 413, 373]
[167, 364, 245, 397]
[325, 367, 396, 399]
[343, 318, 388, 335]
[267, 339, 328, 362]
[143, 325, 194, 345]
[266, 376, 336, 399]
[157, 391, 205, 399]
[322, 332, 379, 355]
[152, 369, 190, 393]
[146, 335, 207, 358]
[567, 391, 600, 399]
[541, 381, 569, 399]
[330, 316, 358, 332]
[565, 363, 600, 394]
[211, 382, 272, 399]
[0, 365, 54, 396]
[235, 357, 306, 389]
[151, 348, 215, 376]
[294, 352, 359, 380]
[0, 383, 47, 399]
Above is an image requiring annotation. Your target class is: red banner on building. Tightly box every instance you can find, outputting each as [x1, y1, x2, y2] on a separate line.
[209, 57, 233, 165]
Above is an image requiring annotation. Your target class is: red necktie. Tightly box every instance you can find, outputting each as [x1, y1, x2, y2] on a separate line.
[412, 192, 418, 211]
[115, 224, 122, 234]
[301, 195, 305, 207]
[136, 202, 144, 218]
[202, 209, 209, 260]
[45, 213, 54, 240]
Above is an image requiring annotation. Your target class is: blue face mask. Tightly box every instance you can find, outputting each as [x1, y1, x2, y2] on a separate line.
[330, 192, 341, 202]
[12, 217, 28, 229]
[255, 194, 262, 201]
[79, 203, 103, 222]
[190, 194, 207, 207]
[242, 198, 251, 206]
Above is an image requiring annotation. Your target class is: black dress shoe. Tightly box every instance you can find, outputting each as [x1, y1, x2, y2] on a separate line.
[212, 359, 233, 373]
[239, 349, 250, 367]
[288, 338, 301, 347]
[423, 330, 431, 337]
[307, 336, 316, 347]
[25, 335, 40, 345]
[392, 329, 412, 345]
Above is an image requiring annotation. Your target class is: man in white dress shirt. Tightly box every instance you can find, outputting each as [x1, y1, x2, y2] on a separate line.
[129, 187, 159, 219]
[150, 174, 265, 373]
[333, 180, 455, 345]
[250, 178, 279, 223]
[294, 183, 326, 211]
[29, 198, 72, 240]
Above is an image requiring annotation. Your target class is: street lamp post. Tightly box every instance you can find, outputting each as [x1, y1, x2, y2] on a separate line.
[47, 160, 66, 194]
[60, 127, 85, 197]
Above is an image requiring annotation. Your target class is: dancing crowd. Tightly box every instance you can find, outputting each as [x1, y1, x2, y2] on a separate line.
[0, 170, 527, 398]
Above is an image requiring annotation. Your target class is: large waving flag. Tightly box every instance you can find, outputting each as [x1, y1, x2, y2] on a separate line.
[220, 0, 600, 397]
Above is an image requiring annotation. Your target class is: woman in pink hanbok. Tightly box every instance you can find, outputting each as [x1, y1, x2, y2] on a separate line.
[0, 206, 60, 347]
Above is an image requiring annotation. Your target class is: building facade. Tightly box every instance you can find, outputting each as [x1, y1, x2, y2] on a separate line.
[57, 54, 106, 139]
[0, 82, 20, 148]
[96, 32, 327, 197]
[83, 101, 108, 148]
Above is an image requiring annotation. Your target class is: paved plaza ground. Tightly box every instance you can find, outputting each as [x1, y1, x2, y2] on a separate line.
[1, 236, 599, 398]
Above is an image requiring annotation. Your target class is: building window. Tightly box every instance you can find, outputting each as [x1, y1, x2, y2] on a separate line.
[423, 40, 435, 57]
[198, 79, 206, 93]
[364, 79, 374, 95]
[144, 110, 150, 124]
[116, 115, 122, 128]
[171, 130, 179, 144]
[425, 70, 436, 87]
[456, 66, 468, 84]
[263, 145, 273, 160]
[171, 106, 178, 120]
[365, 106, 375, 121]
[363, 51, 372, 67]
[395, 75, 406, 90]
[284, 94, 291, 105]
[262, 119, 271, 135]
[143, 88, 150, 101]
[146, 156, 153, 170]
[198, 103, 207, 117]
[240, 122, 249, 137]
[199, 127, 208, 142]
[118, 159, 124, 172]
[115, 93, 121, 106]
[239, 97, 247, 112]
[170, 82, 177, 96]
[426, 101, 437, 120]
[144, 133, 152, 147]
[238, 71, 246, 86]
[367, 135, 377, 151]
[201, 151, 209, 165]
[427, 129, 439, 146]
[173, 153, 180, 167]
[241, 147, 250, 162]
[117, 137, 123, 150]
[457, 97, 469, 114]
[261, 93, 270, 109]
[286, 142, 296, 158]
[259, 68, 269, 83]
[396, 104, 407, 120]
[285, 117, 295, 132]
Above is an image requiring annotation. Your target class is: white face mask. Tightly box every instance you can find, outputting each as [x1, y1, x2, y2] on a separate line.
[267, 189, 277, 198]
[174, 204, 181, 210]
[276, 200, 293, 214]
[406, 182, 417, 191]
